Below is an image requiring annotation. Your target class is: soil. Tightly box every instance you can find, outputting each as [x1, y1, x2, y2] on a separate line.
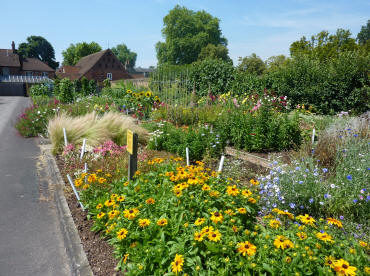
[64, 189, 124, 276]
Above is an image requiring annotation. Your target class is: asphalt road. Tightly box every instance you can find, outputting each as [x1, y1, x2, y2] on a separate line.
[0, 97, 72, 276]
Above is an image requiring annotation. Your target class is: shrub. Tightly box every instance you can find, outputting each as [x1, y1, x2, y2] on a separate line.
[147, 122, 224, 160]
[56, 78, 75, 103]
[29, 83, 52, 97]
[190, 58, 234, 97]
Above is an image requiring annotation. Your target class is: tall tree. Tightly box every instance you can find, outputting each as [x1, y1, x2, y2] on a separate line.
[62, 42, 102, 66]
[237, 53, 266, 75]
[111, 43, 137, 68]
[156, 5, 227, 65]
[290, 29, 358, 61]
[18, 36, 59, 69]
[357, 19, 370, 45]
[265, 55, 288, 72]
[198, 43, 231, 62]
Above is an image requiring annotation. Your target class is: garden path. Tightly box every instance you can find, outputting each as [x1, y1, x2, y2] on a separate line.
[0, 97, 72, 276]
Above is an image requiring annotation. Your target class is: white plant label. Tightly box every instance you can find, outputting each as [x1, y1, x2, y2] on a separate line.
[218, 155, 225, 173]
[312, 128, 316, 145]
[63, 128, 68, 146]
[67, 174, 85, 210]
[186, 147, 190, 166]
[80, 138, 86, 160]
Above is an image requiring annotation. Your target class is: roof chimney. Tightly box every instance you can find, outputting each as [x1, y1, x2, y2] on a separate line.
[11, 41, 15, 52]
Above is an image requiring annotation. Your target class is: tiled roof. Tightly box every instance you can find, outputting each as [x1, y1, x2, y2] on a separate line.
[75, 50, 108, 77]
[22, 58, 54, 72]
[0, 49, 20, 67]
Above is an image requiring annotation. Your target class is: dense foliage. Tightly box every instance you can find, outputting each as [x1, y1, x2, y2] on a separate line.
[18, 35, 59, 69]
[111, 43, 137, 69]
[62, 42, 102, 66]
[156, 5, 228, 65]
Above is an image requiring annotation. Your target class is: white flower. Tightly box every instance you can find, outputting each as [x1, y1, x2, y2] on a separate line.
[330, 184, 336, 189]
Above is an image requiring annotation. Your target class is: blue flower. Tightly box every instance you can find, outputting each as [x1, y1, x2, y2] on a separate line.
[295, 167, 300, 171]
[299, 180, 303, 184]
[339, 216, 344, 220]
[305, 169, 309, 173]
[309, 198, 314, 204]
[324, 194, 330, 199]
[366, 195, 370, 202]
[300, 205, 304, 209]
[347, 175, 352, 180]
[320, 230, 324, 233]
[353, 134, 358, 137]
[289, 203, 295, 209]
[322, 168, 328, 173]
[353, 199, 358, 203]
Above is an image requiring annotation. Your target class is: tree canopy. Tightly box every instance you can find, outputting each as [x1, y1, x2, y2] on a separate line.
[289, 29, 358, 61]
[198, 43, 231, 62]
[156, 5, 228, 65]
[18, 36, 59, 69]
[357, 19, 370, 45]
[62, 42, 102, 66]
[237, 53, 266, 75]
[111, 43, 137, 68]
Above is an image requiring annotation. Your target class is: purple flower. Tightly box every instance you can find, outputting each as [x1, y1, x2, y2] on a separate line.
[324, 194, 331, 199]
[339, 216, 344, 220]
[353, 134, 358, 137]
[322, 168, 328, 173]
[353, 199, 358, 203]
[309, 198, 314, 204]
[347, 175, 352, 180]
[289, 203, 295, 209]
[320, 230, 324, 233]
[367, 195, 370, 202]
[299, 180, 303, 184]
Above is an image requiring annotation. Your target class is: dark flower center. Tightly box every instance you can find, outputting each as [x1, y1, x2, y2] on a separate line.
[129, 210, 134, 213]
[244, 245, 250, 249]
[343, 264, 348, 269]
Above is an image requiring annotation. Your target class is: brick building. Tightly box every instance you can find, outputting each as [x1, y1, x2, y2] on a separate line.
[0, 41, 55, 78]
[56, 49, 131, 83]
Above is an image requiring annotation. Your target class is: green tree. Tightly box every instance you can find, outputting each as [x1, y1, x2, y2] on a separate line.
[62, 42, 102, 66]
[237, 53, 266, 75]
[265, 55, 288, 72]
[289, 29, 358, 61]
[111, 43, 137, 68]
[18, 36, 59, 69]
[198, 44, 231, 62]
[156, 5, 227, 65]
[357, 19, 370, 45]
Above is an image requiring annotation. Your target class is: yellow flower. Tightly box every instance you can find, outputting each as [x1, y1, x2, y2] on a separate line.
[97, 212, 106, 219]
[117, 228, 128, 240]
[359, 240, 368, 248]
[327, 217, 343, 228]
[225, 209, 235, 216]
[232, 225, 239, 233]
[98, 177, 106, 184]
[74, 178, 83, 187]
[226, 185, 240, 196]
[82, 184, 89, 189]
[269, 219, 281, 229]
[242, 189, 252, 198]
[145, 197, 155, 204]
[138, 218, 151, 228]
[208, 229, 222, 242]
[296, 232, 307, 240]
[157, 218, 168, 226]
[194, 232, 204, 242]
[123, 253, 129, 264]
[123, 181, 129, 186]
[171, 254, 184, 274]
[116, 195, 125, 202]
[210, 211, 223, 224]
[249, 179, 259, 185]
[297, 214, 316, 226]
[285, 256, 292, 263]
[209, 190, 220, 197]
[201, 226, 214, 235]
[333, 259, 357, 276]
[364, 267, 370, 274]
[274, 235, 294, 250]
[123, 208, 139, 220]
[238, 208, 247, 214]
[96, 203, 103, 209]
[248, 197, 257, 204]
[202, 184, 211, 191]
[184, 222, 189, 228]
[316, 232, 334, 243]
[194, 218, 205, 226]
[108, 210, 120, 219]
[104, 199, 115, 207]
[237, 241, 257, 256]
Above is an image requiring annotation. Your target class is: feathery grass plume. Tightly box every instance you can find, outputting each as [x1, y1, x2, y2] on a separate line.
[48, 112, 148, 154]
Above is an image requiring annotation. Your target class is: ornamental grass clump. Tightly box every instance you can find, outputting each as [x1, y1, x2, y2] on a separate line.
[48, 111, 148, 154]
[71, 158, 369, 275]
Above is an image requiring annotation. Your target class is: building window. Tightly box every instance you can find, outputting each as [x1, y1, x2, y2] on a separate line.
[26, 71, 33, 77]
[2, 67, 10, 76]
[107, 73, 112, 80]
[42, 72, 48, 77]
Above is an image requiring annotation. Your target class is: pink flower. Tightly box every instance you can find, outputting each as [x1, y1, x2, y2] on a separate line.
[233, 98, 240, 108]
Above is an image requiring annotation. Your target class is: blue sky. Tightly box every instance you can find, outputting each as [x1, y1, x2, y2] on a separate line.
[1, 0, 369, 67]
